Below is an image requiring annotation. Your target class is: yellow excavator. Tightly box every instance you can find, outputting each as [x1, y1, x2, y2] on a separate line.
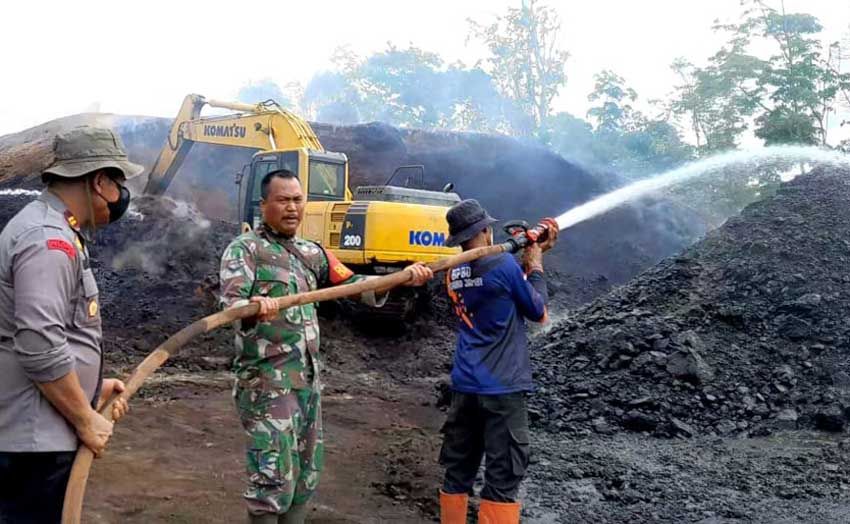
[144, 94, 460, 316]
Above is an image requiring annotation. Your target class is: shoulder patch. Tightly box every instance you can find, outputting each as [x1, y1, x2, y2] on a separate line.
[47, 238, 76, 260]
[326, 249, 355, 285]
[64, 210, 80, 231]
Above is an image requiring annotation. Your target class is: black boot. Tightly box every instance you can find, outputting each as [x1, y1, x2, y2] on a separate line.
[279, 504, 308, 524]
[247, 512, 278, 524]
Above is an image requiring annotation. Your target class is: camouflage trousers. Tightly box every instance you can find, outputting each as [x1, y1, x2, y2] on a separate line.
[234, 386, 324, 515]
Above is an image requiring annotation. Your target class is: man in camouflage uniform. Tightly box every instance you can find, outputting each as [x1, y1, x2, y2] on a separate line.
[220, 168, 432, 524]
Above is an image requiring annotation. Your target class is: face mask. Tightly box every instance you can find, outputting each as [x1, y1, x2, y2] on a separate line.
[106, 183, 131, 223]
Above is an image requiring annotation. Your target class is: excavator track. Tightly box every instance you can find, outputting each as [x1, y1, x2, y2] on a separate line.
[334, 287, 419, 323]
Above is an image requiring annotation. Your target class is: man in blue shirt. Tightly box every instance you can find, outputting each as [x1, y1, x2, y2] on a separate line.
[438, 199, 558, 524]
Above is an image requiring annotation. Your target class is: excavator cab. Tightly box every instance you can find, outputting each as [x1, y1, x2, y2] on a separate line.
[237, 148, 349, 231]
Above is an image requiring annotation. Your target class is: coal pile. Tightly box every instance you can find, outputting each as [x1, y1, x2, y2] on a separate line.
[90, 196, 238, 369]
[0, 113, 122, 188]
[531, 167, 850, 438]
[0, 194, 34, 226]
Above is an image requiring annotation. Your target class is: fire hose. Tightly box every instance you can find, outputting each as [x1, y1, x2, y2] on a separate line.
[61, 221, 553, 523]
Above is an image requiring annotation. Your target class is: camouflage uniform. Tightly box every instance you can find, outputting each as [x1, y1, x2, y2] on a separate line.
[220, 223, 378, 515]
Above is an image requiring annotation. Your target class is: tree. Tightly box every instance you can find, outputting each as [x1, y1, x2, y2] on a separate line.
[710, 0, 850, 146]
[669, 58, 758, 153]
[670, 1, 850, 152]
[302, 46, 366, 124]
[576, 71, 694, 177]
[469, 0, 569, 136]
[302, 71, 362, 124]
[237, 79, 292, 108]
[538, 112, 597, 166]
[620, 119, 695, 175]
[587, 70, 640, 135]
[752, 6, 833, 144]
[354, 45, 445, 127]
[302, 45, 512, 132]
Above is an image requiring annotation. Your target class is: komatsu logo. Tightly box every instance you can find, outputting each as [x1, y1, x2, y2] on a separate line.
[203, 124, 247, 138]
[409, 230, 446, 247]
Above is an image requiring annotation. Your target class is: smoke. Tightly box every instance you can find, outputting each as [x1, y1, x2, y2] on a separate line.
[103, 195, 216, 277]
[113, 116, 249, 221]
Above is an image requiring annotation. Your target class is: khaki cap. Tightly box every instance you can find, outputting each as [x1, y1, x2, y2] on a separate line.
[42, 126, 144, 180]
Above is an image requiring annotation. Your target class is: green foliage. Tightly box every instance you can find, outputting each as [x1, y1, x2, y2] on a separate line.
[693, 1, 850, 147]
[662, 1, 850, 222]
[538, 112, 597, 166]
[302, 44, 512, 132]
[553, 70, 695, 179]
[669, 57, 759, 153]
[620, 120, 696, 175]
[302, 70, 362, 124]
[468, 0, 569, 136]
[587, 70, 640, 135]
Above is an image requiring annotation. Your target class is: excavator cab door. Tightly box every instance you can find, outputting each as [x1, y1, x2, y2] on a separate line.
[236, 163, 250, 231]
[239, 150, 349, 237]
[305, 151, 347, 202]
[241, 152, 300, 229]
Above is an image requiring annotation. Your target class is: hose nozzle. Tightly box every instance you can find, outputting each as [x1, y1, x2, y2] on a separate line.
[500, 219, 553, 253]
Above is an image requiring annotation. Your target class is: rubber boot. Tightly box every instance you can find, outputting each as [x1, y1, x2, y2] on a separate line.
[247, 512, 278, 524]
[278, 504, 308, 524]
[440, 491, 469, 524]
[478, 499, 521, 524]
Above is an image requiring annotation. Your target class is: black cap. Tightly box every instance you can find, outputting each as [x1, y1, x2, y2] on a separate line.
[445, 199, 498, 247]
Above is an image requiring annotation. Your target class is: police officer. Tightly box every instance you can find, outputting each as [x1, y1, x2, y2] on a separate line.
[0, 126, 138, 523]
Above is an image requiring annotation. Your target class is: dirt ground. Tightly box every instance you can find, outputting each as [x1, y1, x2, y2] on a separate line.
[82, 339, 850, 524]
[83, 368, 444, 523]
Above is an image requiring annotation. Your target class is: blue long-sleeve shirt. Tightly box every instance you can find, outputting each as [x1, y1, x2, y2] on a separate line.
[446, 253, 547, 395]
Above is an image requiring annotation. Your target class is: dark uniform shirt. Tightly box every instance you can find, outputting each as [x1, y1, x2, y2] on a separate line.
[446, 253, 547, 395]
[0, 191, 102, 451]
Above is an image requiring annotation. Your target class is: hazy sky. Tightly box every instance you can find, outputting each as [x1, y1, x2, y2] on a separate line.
[1, 0, 847, 138]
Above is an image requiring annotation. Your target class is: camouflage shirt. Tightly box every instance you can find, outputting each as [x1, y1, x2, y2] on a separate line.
[220, 223, 372, 392]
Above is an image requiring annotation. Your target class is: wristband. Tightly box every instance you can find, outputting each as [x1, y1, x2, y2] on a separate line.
[526, 265, 544, 275]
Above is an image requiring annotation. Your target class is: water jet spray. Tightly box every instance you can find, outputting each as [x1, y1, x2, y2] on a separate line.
[553, 146, 850, 231]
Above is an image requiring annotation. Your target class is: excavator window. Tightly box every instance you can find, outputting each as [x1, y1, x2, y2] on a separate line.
[242, 160, 279, 228]
[251, 161, 279, 201]
[308, 160, 345, 201]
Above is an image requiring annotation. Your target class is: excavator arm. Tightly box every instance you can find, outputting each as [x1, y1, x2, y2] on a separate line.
[143, 94, 323, 195]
